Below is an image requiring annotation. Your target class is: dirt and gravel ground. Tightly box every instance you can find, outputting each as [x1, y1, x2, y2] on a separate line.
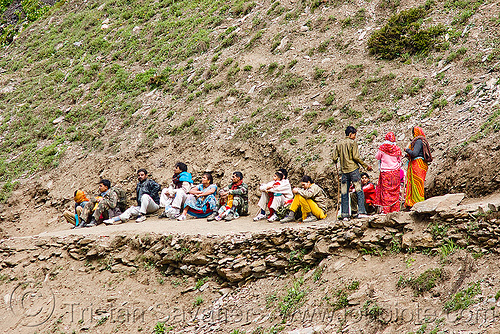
[36, 215, 329, 239]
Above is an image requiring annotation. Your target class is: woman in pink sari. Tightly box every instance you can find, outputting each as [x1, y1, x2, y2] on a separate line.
[375, 132, 402, 213]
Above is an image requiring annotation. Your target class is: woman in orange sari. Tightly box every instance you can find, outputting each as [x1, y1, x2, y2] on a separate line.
[404, 126, 432, 208]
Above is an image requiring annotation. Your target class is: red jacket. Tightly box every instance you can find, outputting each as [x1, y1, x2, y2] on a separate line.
[363, 183, 376, 205]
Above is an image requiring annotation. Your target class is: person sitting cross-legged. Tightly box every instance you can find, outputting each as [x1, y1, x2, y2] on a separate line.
[177, 173, 217, 221]
[280, 175, 328, 224]
[253, 170, 292, 222]
[104, 168, 161, 225]
[159, 162, 193, 219]
[208, 171, 248, 222]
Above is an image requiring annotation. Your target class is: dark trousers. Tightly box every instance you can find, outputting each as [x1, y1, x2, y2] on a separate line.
[341, 169, 366, 217]
[350, 192, 376, 215]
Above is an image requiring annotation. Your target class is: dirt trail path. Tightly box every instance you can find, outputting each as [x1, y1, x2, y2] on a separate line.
[11, 193, 498, 240]
[26, 216, 335, 239]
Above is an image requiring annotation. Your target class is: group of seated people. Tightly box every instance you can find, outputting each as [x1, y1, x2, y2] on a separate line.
[63, 163, 333, 228]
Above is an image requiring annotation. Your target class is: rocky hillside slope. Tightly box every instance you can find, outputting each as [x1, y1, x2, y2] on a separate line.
[0, 0, 499, 237]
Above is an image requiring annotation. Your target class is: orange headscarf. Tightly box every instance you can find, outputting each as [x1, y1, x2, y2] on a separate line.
[74, 190, 89, 204]
[409, 126, 433, 163]
[413, 126, 425, 138]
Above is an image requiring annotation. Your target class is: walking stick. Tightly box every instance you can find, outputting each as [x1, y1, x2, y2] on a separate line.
[334, 164, 341, 220]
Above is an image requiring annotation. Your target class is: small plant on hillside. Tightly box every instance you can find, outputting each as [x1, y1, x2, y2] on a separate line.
[379, 0, 401, 11]
[438, 239, 460, 260]
[348, 280, 360, 290]
[223, 57, 234, 67]
[444, 281, 482, 312]
[317, 39, 330, 52]
[154, 322, 166, 334]
[313, 67, 326, 79]
[268, 62, 278, 73]
[428, 222, 448, 239]
[326, 289, 348, 310]
[397, 268, 443, 296]
[193, 296, 204, 306]
[304, 111, 318, 123]
[266, 293, 278, 309]
[318, 117, 336, 128]
[365, 130, 378, 142]
[405, 257, 416, 268]
[324, 91, 335, 105]
[195, 277, 209, 290]
[279, 278, 307, 318]
[446, 47, 467, 63]
[312, 266, 324, 282]
[390, 234, 402, 253]
[246, 30, 263, 49]
[362, 300, 383, 320]
[340, 104, 362, 118]
[288, 59, 298, 68]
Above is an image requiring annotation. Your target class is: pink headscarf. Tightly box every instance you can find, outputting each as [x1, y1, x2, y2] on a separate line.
[379, 132, 402, 157]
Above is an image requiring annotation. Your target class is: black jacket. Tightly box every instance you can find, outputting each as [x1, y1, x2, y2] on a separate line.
[136, 179, 161, 205]
[405, 139, 424, 159]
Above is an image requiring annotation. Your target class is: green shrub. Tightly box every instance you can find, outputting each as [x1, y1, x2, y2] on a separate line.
[313, 67, 326, 80]
[367, 6, 445, 59]
[318, 117, 335, 128]
[279, 278, 307, 318]
[397, 268, 442, 296]
[324, 92, 335, 106]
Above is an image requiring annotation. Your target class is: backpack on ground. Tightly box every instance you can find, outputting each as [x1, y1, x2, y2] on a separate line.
[111, 186, 127, 212]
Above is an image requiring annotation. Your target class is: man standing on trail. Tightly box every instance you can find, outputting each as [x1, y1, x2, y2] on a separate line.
[333, 126, 373, 220]
[104, 169, 161, 224]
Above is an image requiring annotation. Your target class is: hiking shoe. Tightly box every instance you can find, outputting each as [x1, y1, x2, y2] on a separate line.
[166, 208, 180, 219]
[253, 213, 266, 221]
[86, 219, 97, 227]
[280, 213, 295, 224]
[267, 214, 279, 222]
[135, 215, 147, 223]
[206, 213, 217, 222]
[303, 215, 318, 223]
[224, 212, 235, 221]
[103, 218, 115, 225]
[177, 214, 186, 221]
